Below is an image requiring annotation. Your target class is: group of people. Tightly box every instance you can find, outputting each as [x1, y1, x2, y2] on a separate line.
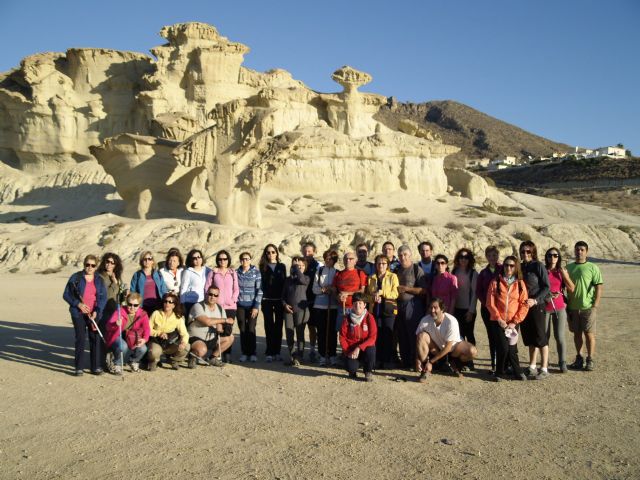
[63, 239, 603, 383]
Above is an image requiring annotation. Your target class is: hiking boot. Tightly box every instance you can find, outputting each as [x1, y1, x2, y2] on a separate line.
[114, 365, 123, 375]
[585, 357, 594, 371]
[91, 369, 104, 376]
[265, 355, 273, 363]
[319, 357, 327, 367]
[171, 362, 180, 370]
[535, 370, 549, 380]
[209, 357, 225, 367]
[249, 355, 257, 363]
[239, 355, 248, 363]
[559, 361, 568, 373]
[74, 369, 84, 377]
[568, 355, 584, 370]
[130, 362, 140, 373]
[524, 367, 537, 377]
[418, 371, 429, 383]
[364, 372, 374, 382]
[187, 356, 197, 369]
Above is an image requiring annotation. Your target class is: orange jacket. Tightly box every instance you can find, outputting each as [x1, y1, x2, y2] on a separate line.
[486, 277, 529, 324]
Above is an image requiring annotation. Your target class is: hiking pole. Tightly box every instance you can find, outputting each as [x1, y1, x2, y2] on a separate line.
[117, 302, 124, 381]
[188, 350, 210, 366]
[325, 306, 331, 366]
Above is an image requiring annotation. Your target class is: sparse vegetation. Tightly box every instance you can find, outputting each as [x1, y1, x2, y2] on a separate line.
[293, 215, 324, 227]
[302, 194, 314, 199]
[9, 268, 19, 273]
[265, 204, 278, 211]
[513, 232, 532, 242]
[458, 208, 487, 218]
[39, 267, 62, 275]
[394, 217, 429, 227]
[618, 225, 637, 235]
[323, 205, 344, 213]
[436, 198, 447, 203]
[445, 222, 464, 231]
[365, 204, 381, 208]
[271, 198, 285, 205]
[98, 223, 125, 247]
[390, 207, 410, 214]
[485, 220, 508, 230]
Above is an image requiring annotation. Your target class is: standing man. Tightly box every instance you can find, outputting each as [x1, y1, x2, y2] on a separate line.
[417, 241, 435, 279]
[566, 241, 603, 372]
[355, 243, 375, 276]
[332, 251, 367, 331]
[395, 245, 428, 368]
[382, 241, 400, 272]
[301, 242, 320, 361]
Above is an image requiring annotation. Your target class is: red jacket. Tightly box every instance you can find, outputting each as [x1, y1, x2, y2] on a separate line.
[340, 311, 377, 354]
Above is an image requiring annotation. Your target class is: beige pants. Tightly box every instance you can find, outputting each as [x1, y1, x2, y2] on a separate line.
[148, 341, 188, 365]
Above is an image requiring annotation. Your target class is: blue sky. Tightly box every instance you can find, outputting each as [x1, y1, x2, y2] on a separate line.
[1, 0, 638, 155]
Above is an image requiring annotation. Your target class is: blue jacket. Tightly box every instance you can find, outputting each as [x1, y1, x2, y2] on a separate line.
[236, 265, 263, 309]
[63, 271, 108, 319]
[130, 269, 169, 299]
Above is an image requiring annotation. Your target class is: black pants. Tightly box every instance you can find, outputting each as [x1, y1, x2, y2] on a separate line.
[313, 307, 337, 357]
[285, 309, 309, 356]
[480, 306, 497, 369]
[397, 299, 423, 368]
[71, 313, 103, 372]
[345, 346, 376, 374]
[262, 300, 284, 356]
[222, 309, 236, 354]
[454, 308, 476, 345]
[236, 306, 257, 356]
[373, 303, 396, 364]
[488, 320, 522, 376]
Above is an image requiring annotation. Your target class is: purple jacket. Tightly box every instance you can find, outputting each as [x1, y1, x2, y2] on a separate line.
[476, 264, 502, 307]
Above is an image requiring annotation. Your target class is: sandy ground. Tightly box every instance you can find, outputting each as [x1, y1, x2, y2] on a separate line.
[1, 263, 639, 479]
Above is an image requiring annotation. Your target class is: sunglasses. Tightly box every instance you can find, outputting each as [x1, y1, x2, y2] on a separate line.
[240, 257, 250, 261]
[143, 257, 153, 261]
[207, 293, 219, 297]
[546, 253, 559, 258]
[127, 303, 140, 307]
[217, 257, 229, 262]
[192, 255, 202, 260]
[520, 250, 532, 255]
[85, 263, 96, 268]
[504, 263, 516, 268]
[163, 300, 175, 305]
[105, 259, 115, 265]
[459, 255, 470, 259]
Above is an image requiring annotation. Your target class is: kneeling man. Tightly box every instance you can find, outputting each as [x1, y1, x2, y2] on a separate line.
[188, 286, 235, 367]
[415, 297, 477, 382]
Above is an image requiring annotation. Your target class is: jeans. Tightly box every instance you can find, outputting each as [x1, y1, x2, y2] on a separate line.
[236, 306, 257, 356]
[546, 308, 567, 364]
[345, 346, 376, 374]
[71, 313, 103, 372]
[111, 337, 148, 366]
[262, 300, 284, 356]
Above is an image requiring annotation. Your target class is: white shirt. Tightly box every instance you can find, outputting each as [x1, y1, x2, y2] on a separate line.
[415, 312, 461, 349]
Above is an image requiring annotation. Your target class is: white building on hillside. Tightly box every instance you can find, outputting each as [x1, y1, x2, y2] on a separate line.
[587, 146, 626, 158]
[488, 155, 517, 171]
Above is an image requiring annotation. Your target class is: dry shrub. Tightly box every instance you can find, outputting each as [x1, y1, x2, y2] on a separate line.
[390, 207, 410, 214]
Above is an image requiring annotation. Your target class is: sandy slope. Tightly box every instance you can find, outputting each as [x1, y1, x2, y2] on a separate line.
[0, 264, 639, 480]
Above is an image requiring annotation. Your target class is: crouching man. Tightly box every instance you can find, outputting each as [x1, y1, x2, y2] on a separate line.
[187, 286, 235, 368]
[415, 297, 477, 382]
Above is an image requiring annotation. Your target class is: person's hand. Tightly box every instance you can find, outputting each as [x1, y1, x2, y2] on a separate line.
[526, 299, 536, 307]
[550, 292, 560, 299]
[226, 318, 235, 325]
[374, 294, 382, 304]
[136, 339, 145, 347]
[216, 324, 223, 333]
[349, 347, 360, 359]
[284, 304, 293, 314]
[78, 302, 91, 314]
[178, 342, 187, 352]
[426, 361, 433, 373]
[507, 322, 516, 329]
[115, 319, 122, 327]
[159, 332, 168, 340]
[250, 308, 259, 319]
[338, 292, 347, 302]
[89, 312, 97, 321]
[397, 285, 407, 294]
[498, 320, 507, 329]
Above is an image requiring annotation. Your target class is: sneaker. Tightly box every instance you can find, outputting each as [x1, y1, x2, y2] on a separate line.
[524, 367, 538, 377]
[239, 355, 248, 363]
[585, 357, 594, 371]
[292, 358, 301, 367]
[130, 362, 140, 373]
[108, 362, 118, 374]
[330, 356, 339, 366]
[418, 371, 429, 383]
[265, 355, 273, 363]
[91, 369, 104, 376]
[364, 372, 374, 382]
[559, 361, 568, 373]
[319, 357, 327, 367]
[188, 356, 197, 369]
[209, 357, 225, 367]
[249, 355, 257, 363]
[514, 373, 528, 381]
[568, 355, 584, 370]
[114, 365, 123, 375]
[449, 358, 464, 378]
[171, 362, 180, 370]
[148, 363, 157, 372]
[74, 369, 84, 377]
[492, 373, 503, 382]
[535, 370, 549, 380]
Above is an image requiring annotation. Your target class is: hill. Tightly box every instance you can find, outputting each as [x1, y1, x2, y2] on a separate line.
[374, 99, 572, 166]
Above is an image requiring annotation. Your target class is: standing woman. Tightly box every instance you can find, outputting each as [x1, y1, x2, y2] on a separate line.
[430, 254, 459, 314]
[259, 244, 287, 362]
[180, 248, 210, 316]
[476, 245, 501, 372]
[365, 254, 399, 369]
[97, 252, 125, 371]
[160, 248, 184, 295]
[312, 249, 339, 366]
[451, 248, 478, 370]
[63, 255, 108, 376]
[519, 241, 551, 380]
[205, 250, 239, 362]
[544, 247, 575, 373]
[236, 252, 263, 362]
[486, 256, 529, 381]
[130, 251, 168, 316]
[282, 256, 310, 366]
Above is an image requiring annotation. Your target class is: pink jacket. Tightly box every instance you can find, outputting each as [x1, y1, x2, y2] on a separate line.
[205, 268, 239, 310]
[431, 272, 459, 313]
[105, 307, 150, 348]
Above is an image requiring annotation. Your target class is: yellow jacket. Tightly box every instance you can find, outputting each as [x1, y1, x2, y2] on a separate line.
[365, 272, 399, 304]
[149, 310, 189, 344]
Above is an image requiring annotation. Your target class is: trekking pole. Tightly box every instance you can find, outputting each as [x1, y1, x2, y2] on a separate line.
[325, 306, 331, 365]
[188, 350, 210, 366]
[117, 302, 124, 381]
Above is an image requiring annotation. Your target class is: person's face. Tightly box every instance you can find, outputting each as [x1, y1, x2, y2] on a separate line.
[399, 250, 412, 267]
[575, 245, 588, 262]
[84, 259, 97, 274]
[265, 247, 278, 262]
[324, 255, 336, 267]
[191, 252, 203, 267]
[435, 258, 447, 273]
[206, 289, 219, 305]
[503, 260, 516, 276]
[142, 254, 154, 269]
[545, 250, 559, 267]
[458, 251, 470, 268]
[167, 255, 179, 270]
[216, 254, 229, 268]
[429, 301, 443, 319]
[344, 254, 356, 270]
[486, 251, 499, 266]
[419, 245, 432, 262]
[240, 255, 251, 267]
[126, 298, 140, 313]
[519, 246, 533, 262]
[357, 248, 368, 262]
[352, 300, 366, 316]
[104, 257, 116, 272]
[163, 297, 176, 312]
[293, 259, 306, 272]
[383, 244, 395, 259]
[376, 258, 388, 275]
[302, 246, 315, 258]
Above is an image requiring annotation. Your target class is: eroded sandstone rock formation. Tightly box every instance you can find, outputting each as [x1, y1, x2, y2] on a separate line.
[0, 22, 470, 226]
